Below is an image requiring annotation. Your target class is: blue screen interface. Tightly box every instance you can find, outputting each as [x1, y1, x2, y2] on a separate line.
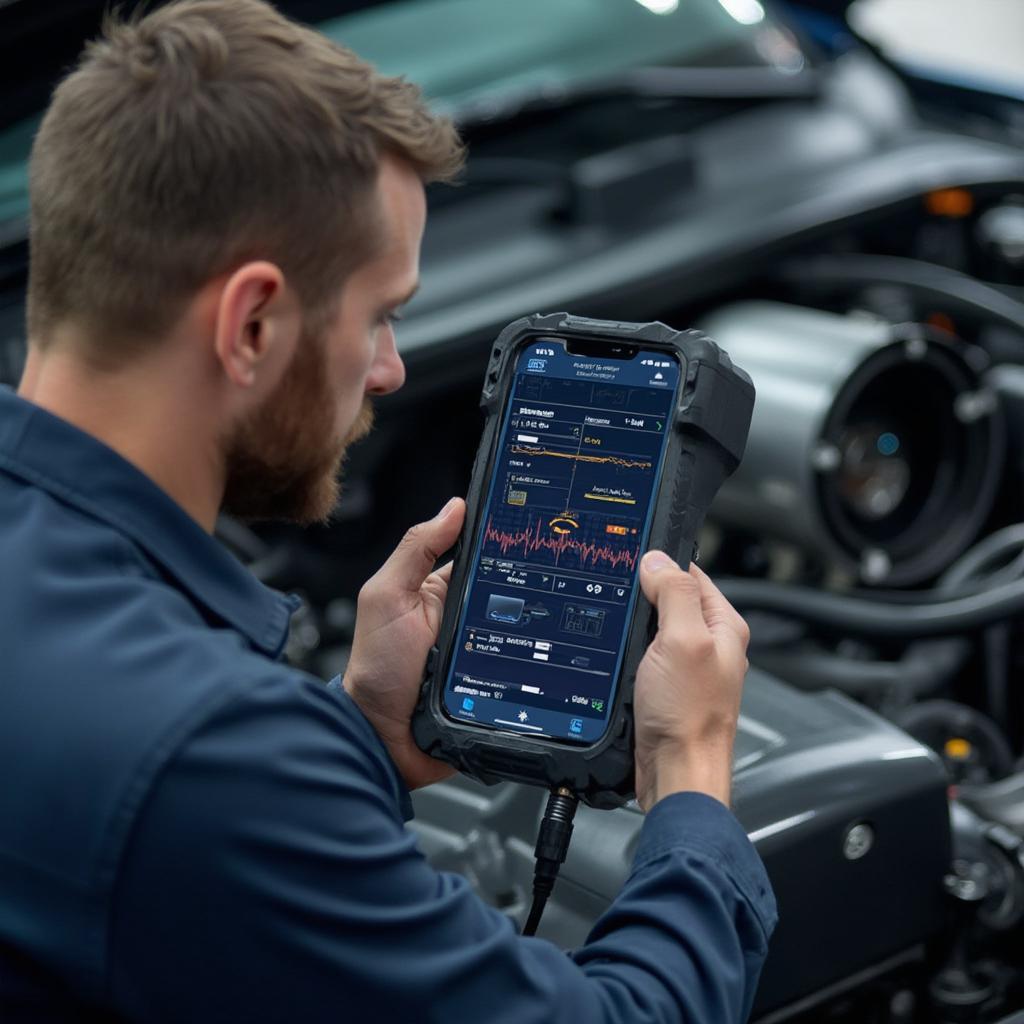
[442, 338, 681, 744]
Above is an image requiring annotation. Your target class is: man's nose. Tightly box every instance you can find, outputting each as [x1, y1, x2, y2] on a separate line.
[366, 332, 406, 396]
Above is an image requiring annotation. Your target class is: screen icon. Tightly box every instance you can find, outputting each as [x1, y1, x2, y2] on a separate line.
[569, 718, 583, 734]
[486, 593, 525, 624]
[527, 358, 547, 371]
[461, 697, 475, 711]
[562, 604, 607, 638]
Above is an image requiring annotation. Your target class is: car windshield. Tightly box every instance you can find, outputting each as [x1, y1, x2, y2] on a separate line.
[0, 0, 804, 231]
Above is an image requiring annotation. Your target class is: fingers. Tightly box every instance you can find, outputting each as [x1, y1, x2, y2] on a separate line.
[372, 499, 465, 597]
[639, 551, 709, 649]
[431, 560, 454, 586]
[420, 561, 454, 615]
[690, 563, 750, 647]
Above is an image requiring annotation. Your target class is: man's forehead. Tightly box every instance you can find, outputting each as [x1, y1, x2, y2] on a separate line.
[376, 155, 427, 243]
[360, 158, 425, 295]
[355, 238, 418, 297]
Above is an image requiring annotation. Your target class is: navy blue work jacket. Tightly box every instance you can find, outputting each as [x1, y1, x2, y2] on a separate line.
[0, 386, 777, 1022]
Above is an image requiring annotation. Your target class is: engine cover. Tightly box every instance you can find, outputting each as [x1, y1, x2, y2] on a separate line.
[409, 669, 951, 1020]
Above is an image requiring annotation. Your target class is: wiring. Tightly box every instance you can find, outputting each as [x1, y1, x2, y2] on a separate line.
[522, 787, 579, 938]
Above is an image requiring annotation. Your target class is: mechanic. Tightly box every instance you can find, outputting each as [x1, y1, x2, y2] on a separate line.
[0, 1, 776, 1021]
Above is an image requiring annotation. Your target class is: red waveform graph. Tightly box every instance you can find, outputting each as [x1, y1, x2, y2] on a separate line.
[484, 514, 639, 572]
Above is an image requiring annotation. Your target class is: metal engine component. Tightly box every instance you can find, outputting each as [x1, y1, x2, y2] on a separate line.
[411, 669, 952, 1022]
[698, 302, 1005, 586]
[949, 800, 1024, 934]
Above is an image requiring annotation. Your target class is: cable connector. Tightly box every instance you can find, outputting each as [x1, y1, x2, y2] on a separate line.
[522, 786, 579, 936]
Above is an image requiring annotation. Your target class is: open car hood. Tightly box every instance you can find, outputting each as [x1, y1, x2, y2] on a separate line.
[0, 0, 385, 128]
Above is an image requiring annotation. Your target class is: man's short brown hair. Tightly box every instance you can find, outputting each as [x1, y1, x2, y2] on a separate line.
[26, 0, 463, 350]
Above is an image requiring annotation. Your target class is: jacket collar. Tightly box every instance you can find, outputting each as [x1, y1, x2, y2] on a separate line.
[0, 387, 298, 657]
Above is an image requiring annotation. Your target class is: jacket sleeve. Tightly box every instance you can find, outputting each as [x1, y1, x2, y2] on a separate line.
[107, 671, 777, 1024]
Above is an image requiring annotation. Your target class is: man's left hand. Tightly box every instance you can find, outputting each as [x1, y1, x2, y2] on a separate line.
[344, 497, 465, 790]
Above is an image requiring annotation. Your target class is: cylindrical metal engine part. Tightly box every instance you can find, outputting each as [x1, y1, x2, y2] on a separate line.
[699, 301, 1005, 585]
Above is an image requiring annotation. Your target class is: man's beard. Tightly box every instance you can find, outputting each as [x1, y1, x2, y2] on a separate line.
[221, 332, 374, 525]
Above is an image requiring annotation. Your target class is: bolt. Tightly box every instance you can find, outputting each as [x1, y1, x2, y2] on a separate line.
[843, 823, 874, 861]
[860, 548, 891, 583]
[905, 338, 928, 361]
[953, 389, 996, 423]
[811, 442, 841, 472]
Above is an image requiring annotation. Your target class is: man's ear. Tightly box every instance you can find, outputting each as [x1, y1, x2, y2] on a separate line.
[212, 261, 296, 389]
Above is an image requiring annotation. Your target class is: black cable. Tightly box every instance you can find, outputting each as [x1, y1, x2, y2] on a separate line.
[744, 521, 1024, 731]
[522, 787, 579, 937]
[720, 574, 1024, 638]
[751, 636, 969, 701]
[723, 519, 1024, 639]
[940, 524, 1024, 591]
[778, 254, 1024, 337]
[982, 622, 1012, 733]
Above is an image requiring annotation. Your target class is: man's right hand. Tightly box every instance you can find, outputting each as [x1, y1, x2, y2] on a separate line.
[632, 551, 750, 813]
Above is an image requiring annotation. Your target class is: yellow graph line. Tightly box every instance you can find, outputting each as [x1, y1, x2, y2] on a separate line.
[511, 444, 651, 470]
[585, 492, 637, 505]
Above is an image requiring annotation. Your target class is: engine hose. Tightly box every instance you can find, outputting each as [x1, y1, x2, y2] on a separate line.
[727, 522, 1024, 637]
[778, 254, 1024, 337]
[940, 523, 1024, 590]
[751, 649, 901, 697]
[743, 525, 1024, 703]
[719, 574, 1024, 638]
[751, 636, 970, 702]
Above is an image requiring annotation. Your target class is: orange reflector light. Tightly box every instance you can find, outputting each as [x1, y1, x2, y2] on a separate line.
[925, 188, 974, 218]
[944, 737, 972, 760]
[927, 312, 957, 336]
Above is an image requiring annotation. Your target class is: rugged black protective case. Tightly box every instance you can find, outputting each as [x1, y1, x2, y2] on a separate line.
[412, 313, 755, 808]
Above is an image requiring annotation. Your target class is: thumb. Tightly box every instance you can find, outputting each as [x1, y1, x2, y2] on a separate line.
[376, 497, 466, 595]
[638, 550, 707, 638]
